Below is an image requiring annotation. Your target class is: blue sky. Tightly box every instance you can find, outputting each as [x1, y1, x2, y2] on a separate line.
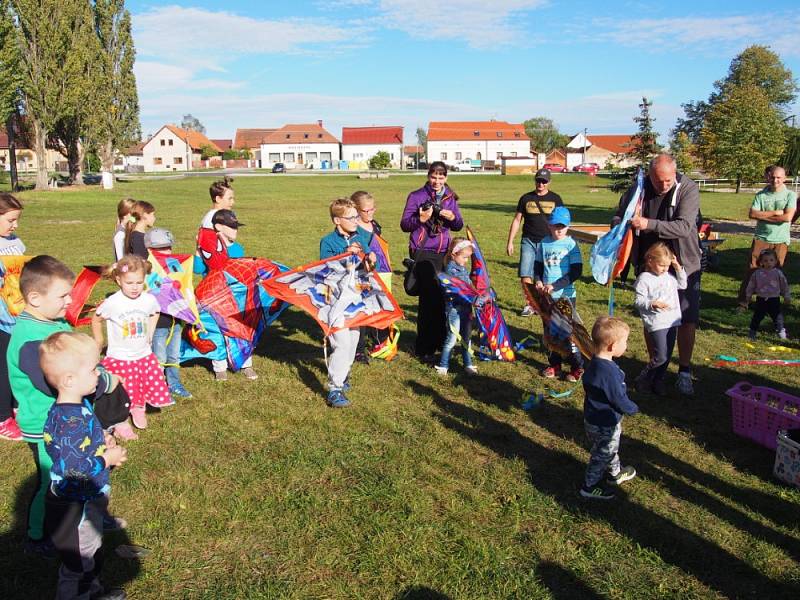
[127, 0, 800, 144]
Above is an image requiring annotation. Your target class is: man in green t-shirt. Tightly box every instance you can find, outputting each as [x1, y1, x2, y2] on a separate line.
[737, 166, 797, 308]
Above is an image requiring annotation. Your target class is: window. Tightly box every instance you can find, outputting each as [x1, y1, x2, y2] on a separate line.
[320, 152, 332, 162]
[496, 132, 503, 137]
[304, 133, 309, 139]
[317, 133, 323, 138]
[168, 139, 174, 146]
[476, 152, 482, 160]
[285, 134, 291, 139]
[174, 157, 183, 164]
[153, 157, 163, 165]
[514, 132, 521, 138]
[496, 152, 503, 159]
[160, 139, 165, 146]
[440, 152, 448, 160]
[473, 131, 479, 136]
[306, 152, 318, 161]
[510, 152, 517, 157]
[455, 152, 462, 160]
[269, 153, 280, 162]
[283, 152, 295, 162]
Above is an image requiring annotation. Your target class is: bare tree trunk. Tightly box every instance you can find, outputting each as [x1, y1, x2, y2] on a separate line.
[100, 139, 114, 190]
[735, 176, 742, 194]
[5, 113, 18, 192]
[32, 119, 49, 191]
[67, 138, 85, 185]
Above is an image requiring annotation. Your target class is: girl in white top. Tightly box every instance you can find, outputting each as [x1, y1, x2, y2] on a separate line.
[91, 255, 173, 431]
[112, 198, 136, 261]
[633, 242, 687, 395]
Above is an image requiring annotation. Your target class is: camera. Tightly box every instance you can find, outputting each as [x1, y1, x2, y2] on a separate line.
[420, 200, 442, 222]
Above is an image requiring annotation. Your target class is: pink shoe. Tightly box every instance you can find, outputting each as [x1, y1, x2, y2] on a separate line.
[0, 416, 23, 441]
[113, 421, 138, 441]
[130, 407, 148, 430]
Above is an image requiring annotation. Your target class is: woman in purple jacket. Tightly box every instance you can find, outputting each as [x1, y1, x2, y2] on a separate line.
[400, 161, 464, 362]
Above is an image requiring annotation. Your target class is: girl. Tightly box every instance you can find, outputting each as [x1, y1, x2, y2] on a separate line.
[112, 198, 136, 261]
[0, 193, 24, 441]
[124, 200, 156, 259]
[633, 243, 687, 395]
[744, 248, 790, 340]
[435, 237, 477, 376]
[91, 255, 173, 433]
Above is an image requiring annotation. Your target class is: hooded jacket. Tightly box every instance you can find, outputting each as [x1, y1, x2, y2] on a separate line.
[400, 183, 464, 254]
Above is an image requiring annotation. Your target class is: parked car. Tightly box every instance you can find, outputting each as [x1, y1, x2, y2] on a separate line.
[542, 163, 568, 173]
[573, 162, 600, 173]
[272, 163, 285, 173]
[450, 159, 481, 172]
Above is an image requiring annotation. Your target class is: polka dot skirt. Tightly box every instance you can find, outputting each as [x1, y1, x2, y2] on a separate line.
[101, 353, 174, 409]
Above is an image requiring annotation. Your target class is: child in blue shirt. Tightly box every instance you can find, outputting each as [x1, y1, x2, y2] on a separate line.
[40, 332, 128, 598]
[534, 206, 585, 381]
[435, 237, 477, 375]
[581, 317, 639, 500]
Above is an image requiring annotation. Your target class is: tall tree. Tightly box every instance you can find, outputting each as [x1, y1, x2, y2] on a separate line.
[416, 127, 427, 158]
[631, 97, 660, 168]
[92, 0, 140, 190]
[780, 126, 800, 176]
[669, 131, 696, 174]
[699, 85, 785, 192]
[522, 117, 569, 153]
[181, 114, 205, 134]
[0, 0, 21, 189]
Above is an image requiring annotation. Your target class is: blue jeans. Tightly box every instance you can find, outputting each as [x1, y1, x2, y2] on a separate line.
[438, 304, 473, 370]
[152, 323, 183, 388]
[518, 238, 540, 279]
[584, 420, 622, 488]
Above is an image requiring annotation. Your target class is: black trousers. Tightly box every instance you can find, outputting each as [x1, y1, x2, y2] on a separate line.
[644, 326, 678, 383]
[750, 297, 785, 332]
[413, 250, 446, 357]
[0, 330, 16, 421]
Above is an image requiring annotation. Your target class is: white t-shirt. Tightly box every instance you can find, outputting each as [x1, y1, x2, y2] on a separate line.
[200, 209, 218, 229]
[112, 226, 125, 261]
[96, 290, 160, 360]
[0, 235, 26, 255]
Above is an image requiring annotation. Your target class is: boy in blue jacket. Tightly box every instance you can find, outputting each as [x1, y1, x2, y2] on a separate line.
[581, 316, 639, 500]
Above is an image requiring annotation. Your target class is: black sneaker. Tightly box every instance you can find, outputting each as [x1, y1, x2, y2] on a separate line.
[92, 588, 127, 600]
[607, 466, 637, 485]
[579, 484, 616, 500]
[24, 537, 58, 559]
[102, 513, 128, 532]
[355, 352, 370, 365]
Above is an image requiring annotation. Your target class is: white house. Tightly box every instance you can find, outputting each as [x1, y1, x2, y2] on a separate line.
[341, 126, 403, 168]
[427, 121, 531, 165]
[566, 133, 638, 169]
[259, 122, 340, 169]
[140, 125, 221, 172]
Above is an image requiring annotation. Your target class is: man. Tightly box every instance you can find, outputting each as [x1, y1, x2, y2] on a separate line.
[614, 154, 701, 396]
[737, 165, 796, 309]
[507, 168, 563, 315]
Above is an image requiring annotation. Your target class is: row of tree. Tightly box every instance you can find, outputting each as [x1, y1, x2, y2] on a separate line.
[0, 0, 140, 190]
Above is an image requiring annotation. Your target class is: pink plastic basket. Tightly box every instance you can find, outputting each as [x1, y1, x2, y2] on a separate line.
[725, 382, 800, 450]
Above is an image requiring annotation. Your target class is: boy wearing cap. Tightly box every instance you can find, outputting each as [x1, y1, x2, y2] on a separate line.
[146, 227, 193, 398]
[534, 206, 585, 382]
[507, 168, 563, 316]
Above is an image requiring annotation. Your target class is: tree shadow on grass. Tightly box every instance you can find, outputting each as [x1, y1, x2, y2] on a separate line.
[394, 585, 452, 599]
[536, 561, 603, 600]
[411, 381, 799, 598]
[0, 474, 141, 599]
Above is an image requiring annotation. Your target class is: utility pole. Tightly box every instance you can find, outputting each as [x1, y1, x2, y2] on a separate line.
[583, 127, 587, 164]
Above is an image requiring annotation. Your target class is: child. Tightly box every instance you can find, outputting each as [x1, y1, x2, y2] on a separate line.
[581, 316, 639, 501]
[435, 237, 477, 376]
[124, 200, 156, 259]
[145, 227, 192, 398]
[40, 332, 128, 600]
[745, 248, 790, 340]
[196, 177, 235, 273]
[112, 197, 136, 261]
[92, 255, 174, 431]
[319, 198, 374, 408]
[534, 206, 584, 382]
[633, 243, 687, 395]
[207, 210, 258, 381]
[0, 192, 25, 441]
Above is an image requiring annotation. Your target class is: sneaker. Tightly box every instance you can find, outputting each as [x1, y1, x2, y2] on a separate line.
[419, 354, 437, 366]
[434, 365, 448, 376]
[676, 372, 694, 396]
[130, 407, 147, 430]
[607, 466, 637, 485]
[520, 305, 536, 317]
[169, 383, 192, 398]
[0, 416, 22, 441]
[748, 329, 757, 341]
[465, 365, 478, 375]
[736, 303, 748, 314]
[579, 484, 615, 500]
[326, 389, 351, 408]
[24, 537, 58, 559]
[113, 421, 138, 441]
[778, 329, 788, 340]
[214, 370, 228, 382]
[241, 367, 258, 381]
[565, 368, 584, 383]
[102, 514, 128, 532]
[94, 589, 127, 600]
[541, 366, 559, 379]
[354, 352, 371, 365]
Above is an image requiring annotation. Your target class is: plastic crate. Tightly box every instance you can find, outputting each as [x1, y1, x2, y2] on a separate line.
[773, 430, 800, 488]
[725, 382, 800, 450]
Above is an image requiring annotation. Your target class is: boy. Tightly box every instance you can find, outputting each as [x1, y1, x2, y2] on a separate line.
[534, 206, 585, 381]
[580, 316, 639, 500]
[319, 198, 374, 408]
[195, 177, 235, 273]
[145, 227, 192, 398]
[40, 332, 128, 600]
[8, 256, 125, 556]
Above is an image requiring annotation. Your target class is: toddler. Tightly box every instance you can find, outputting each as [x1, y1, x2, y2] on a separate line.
[745, 248, 790, 340]
[435, 237, 477, 376]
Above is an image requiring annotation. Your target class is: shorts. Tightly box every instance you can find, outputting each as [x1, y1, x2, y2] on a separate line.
[678, 270, 701, 325]
[518, 238, 540, 279]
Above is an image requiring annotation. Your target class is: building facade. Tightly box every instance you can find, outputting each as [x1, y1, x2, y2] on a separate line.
[259, 122, 340, 169]
[427, 121, 531, 165]
[341, 126, 403, 168]
[140, 125, 221, 172]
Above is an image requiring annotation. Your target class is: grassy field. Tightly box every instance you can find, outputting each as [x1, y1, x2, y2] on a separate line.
[0, 173, 799, 599]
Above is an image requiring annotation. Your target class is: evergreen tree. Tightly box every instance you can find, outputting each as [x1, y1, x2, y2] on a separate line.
[631, 97, 660, 168]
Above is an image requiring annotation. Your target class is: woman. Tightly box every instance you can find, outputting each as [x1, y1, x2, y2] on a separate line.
[400, 162, 464, 362]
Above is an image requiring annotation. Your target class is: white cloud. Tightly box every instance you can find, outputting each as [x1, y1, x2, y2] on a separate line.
[134, 61, 245, 93]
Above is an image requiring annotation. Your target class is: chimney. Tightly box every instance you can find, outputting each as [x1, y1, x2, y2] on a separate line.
[318, 120, 323, 128]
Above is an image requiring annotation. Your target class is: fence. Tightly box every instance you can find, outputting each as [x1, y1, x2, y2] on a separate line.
[696, 177, 800, 193]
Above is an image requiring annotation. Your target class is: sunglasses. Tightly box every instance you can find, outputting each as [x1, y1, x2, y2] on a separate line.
[535, 179, 548, 184]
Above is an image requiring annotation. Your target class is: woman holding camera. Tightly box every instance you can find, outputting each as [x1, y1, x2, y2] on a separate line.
[400, 161, 464, 362]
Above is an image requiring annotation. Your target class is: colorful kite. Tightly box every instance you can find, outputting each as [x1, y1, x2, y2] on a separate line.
[523, 281, 594, 360]
[65, 266, 105, 327]
[260, 252, 403, 337]
[147, 250, 202, 328]
[0, 256, 33, 333]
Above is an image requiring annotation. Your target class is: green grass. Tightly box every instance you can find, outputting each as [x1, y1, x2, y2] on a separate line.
[1, 173, 799, 599]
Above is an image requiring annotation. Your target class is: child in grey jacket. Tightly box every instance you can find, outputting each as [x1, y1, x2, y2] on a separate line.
[633, 243, 687, 395]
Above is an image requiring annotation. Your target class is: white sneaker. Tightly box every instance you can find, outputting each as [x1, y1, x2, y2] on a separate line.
[520, 305, 536, 317]
[465, 365, 478, 375]
[676, 372, 694, 396]
[434, 365, 448, 376]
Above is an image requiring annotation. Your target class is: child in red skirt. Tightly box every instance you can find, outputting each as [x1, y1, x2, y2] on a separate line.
[91, 254, 173, 433]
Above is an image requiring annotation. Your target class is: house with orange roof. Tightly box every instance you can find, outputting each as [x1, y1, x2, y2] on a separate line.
[259, 121, 340, 169]
[566, 133, 638, 170]
[140, 124, 221, 172]
[427, 121, 531, 167]
[233, 128, 277, 164]
[341, 126, 403, 168]
[1, 123, 69, 174]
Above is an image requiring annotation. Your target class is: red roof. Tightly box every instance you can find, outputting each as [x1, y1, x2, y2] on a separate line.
[211, 139, 232, 151]
[341, 126, 402, 145]
[587, 135, 637, 154]
[125, 141, 146, 156]
[262, 123, 339, 144]
[428, 121, 529, 141]
[233, 128, 276, 149]
[162, 125, 221, 152]
[404, 145, 424, 155]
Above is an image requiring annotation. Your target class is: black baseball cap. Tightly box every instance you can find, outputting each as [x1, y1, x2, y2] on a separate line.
[535, 168, 551, 183]
[212, 209, 244, 229]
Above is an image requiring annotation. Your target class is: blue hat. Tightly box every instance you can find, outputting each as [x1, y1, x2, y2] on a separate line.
[548, 206, 571, 226]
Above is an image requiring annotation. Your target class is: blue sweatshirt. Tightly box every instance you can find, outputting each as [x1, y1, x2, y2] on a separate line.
[582, 356, 639, 426]
[319, 228, 373, 260]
